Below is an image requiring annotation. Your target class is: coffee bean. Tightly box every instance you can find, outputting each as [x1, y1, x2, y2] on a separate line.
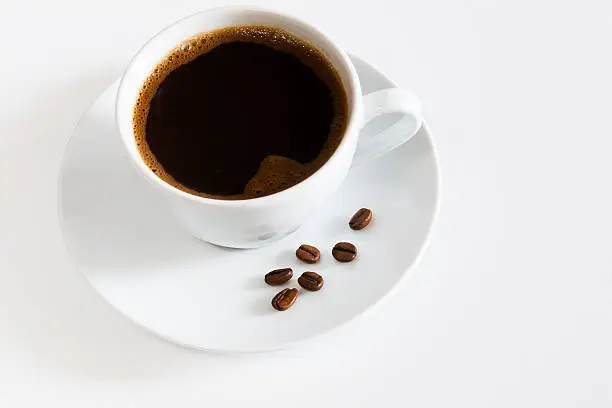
[296, 244, 320, 263]
[271, 288, 299, 311]
[332, 242, 357, 262]
[264, 268, 293, 286]
[349, 208, 373, 230]
[298, 271, 324, 291]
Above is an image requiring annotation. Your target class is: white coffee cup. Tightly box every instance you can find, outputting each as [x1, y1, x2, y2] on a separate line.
[116, 6, 423, 248]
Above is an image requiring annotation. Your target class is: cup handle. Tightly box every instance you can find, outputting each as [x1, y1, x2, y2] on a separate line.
[352, 88, 423, 166]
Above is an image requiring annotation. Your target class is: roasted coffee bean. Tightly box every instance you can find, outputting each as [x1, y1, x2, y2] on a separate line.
[264, 268, 293, 286]
[349, 208, 373, 230]
[296, 244, 320, 263]
[332, 242, 357, 262]
[298, 271, 324, 291]
[271, 288, 299, 311]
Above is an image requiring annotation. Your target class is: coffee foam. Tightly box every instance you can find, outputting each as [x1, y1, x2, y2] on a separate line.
[133, 25, 348, 199]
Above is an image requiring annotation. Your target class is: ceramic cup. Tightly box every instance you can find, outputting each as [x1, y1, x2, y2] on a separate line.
[116, 6, 423, 248]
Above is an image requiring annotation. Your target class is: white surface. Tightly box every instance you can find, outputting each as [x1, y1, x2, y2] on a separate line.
[1, 0, 611, 406]
[58, 54, 438, 351]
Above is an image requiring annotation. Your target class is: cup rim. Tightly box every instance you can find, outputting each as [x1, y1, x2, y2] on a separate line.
[116, 5, 363, 207]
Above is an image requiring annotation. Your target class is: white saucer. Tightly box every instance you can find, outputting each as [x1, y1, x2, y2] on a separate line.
[59, 54, 440, 352]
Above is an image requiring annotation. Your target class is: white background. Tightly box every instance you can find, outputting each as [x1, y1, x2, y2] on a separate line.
[1, 0, 611, 406]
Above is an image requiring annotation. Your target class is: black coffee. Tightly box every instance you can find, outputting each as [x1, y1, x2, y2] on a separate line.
[134, 26, 348, 199]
